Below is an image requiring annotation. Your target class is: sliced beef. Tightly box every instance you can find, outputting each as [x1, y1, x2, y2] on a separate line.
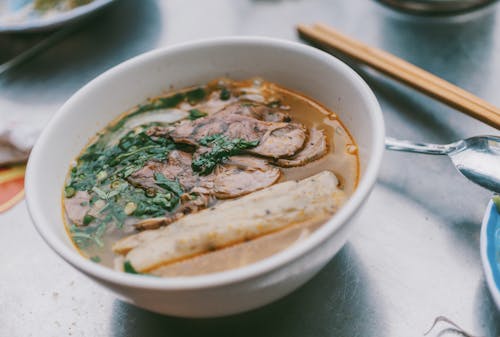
[218, 102, 290, 122]
[251, 123, 306, 159]
[134, 193, 212, 230]
[64, 191, 91, 226]
[273, 128, 328, 167]
[212, 156, 281, 199]
[163, 113, 306, 158]
[133, 217, 173, 231]
[128, 151, 280, 230]
[128, 150, 199, 191]
[127, 162, 161, 191]
[128, 150, 213, 230]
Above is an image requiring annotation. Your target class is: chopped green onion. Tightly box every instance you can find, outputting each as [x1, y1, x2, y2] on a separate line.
[92, 186, 108, 200]
[145, 188, 157, 198]
[188, 109, 207, 120]
[186, 87, 206, 105]
[267, 100, 281, 108]
[96, 170, 108, 181]
[110, 180, 122, 189]
[154, 173, 184, 197]
[219, 87, 231, 100]
[123, 261, 140, 274]
[124, 202, 137, 215]
[83, 214, 95, 226]
[192, 134, 259, 175]
[64, 186, 76, 198]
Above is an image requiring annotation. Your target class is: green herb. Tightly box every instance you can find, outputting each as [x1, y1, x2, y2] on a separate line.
[64, 186, 76, 198]
[64, 87, 209, 250]
[108, 93, 186, 131]
[133, 191, 178, 216]
[192, 134, 259, 175]
[186, 87, 206, 105]
[219, 87, 231, 100]
[154, 172, 184, 196]
[91, 186, 108, 200]
[70, 223, 106, 249]
[67, 129, 174, 192]
[493, 195, 500, 213]
[267, 100, 281, 108]
[153, 93, 186, 110]
[123, 261, 140, 274]
[188, 109, 207, 120]
[109, 88, 205, 131]
[65, 125, 177, 245]
[83, 214, 95, 226]
[90, 256, 101, 263]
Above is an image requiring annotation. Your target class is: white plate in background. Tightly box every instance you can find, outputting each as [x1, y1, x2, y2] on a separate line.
[0, 0, 115, 33]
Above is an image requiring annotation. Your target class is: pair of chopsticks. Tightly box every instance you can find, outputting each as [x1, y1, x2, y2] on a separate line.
[297, 23, 500, 130]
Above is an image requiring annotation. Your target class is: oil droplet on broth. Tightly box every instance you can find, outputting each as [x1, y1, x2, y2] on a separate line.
[346, 144, 358, 155]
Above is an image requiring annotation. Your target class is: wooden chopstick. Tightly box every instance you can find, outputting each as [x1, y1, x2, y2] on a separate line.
[297, 23, 500, 130]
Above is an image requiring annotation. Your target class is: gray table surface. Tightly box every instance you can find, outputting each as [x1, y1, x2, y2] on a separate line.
[1, 0, 500, 336]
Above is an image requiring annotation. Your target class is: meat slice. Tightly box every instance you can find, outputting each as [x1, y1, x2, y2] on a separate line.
[218, 102, 290, 122]
[127, 162, 162, 191]
[128, 150, 198, 191]
[252, 123, 306, 159]
[134, 192, 212, 231]
[273, 128, 328, 167]
[212, 156, 281, 199]
[128, 150, 213, 230]
[165, 113, 306, 158]
[64, 191, 91, 226]
[112, 171, 346, 272]
[128, 151, 280, 230]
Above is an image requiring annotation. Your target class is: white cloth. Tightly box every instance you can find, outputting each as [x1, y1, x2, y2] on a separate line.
[0, 119, 43, 165]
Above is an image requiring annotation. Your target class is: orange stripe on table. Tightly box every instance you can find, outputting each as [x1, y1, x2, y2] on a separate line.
[0, 165, 26, 213]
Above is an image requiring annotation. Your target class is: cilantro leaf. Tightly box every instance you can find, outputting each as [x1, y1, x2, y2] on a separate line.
[188, 109, 207, 120]
[123, 261, 140, 274]
[192, 134, 259, 175]
[154, 172, 184, 197]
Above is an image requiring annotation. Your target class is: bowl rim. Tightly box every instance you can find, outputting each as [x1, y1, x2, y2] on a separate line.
[480, 199, 500, 309]
[26, 36, 385, 290]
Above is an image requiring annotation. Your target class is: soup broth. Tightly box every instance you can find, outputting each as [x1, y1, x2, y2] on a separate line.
[63, 78, 359, 275]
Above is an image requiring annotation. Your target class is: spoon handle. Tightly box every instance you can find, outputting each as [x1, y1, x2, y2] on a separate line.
[385, 137, 458, 155]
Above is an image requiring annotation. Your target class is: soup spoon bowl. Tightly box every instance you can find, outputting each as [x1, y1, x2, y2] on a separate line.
[385, 135, 500, 193]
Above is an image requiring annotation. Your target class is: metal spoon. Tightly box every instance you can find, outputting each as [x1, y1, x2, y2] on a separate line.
[385, 135, 500, 193]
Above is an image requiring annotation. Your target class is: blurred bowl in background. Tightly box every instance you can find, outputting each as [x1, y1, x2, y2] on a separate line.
[481, 199, 500, 310]
[0, 0, 115, 33]
[376, 0, 498, 14]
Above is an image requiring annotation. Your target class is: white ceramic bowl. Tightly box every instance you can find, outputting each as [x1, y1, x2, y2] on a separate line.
[26, 37, 385, 318]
